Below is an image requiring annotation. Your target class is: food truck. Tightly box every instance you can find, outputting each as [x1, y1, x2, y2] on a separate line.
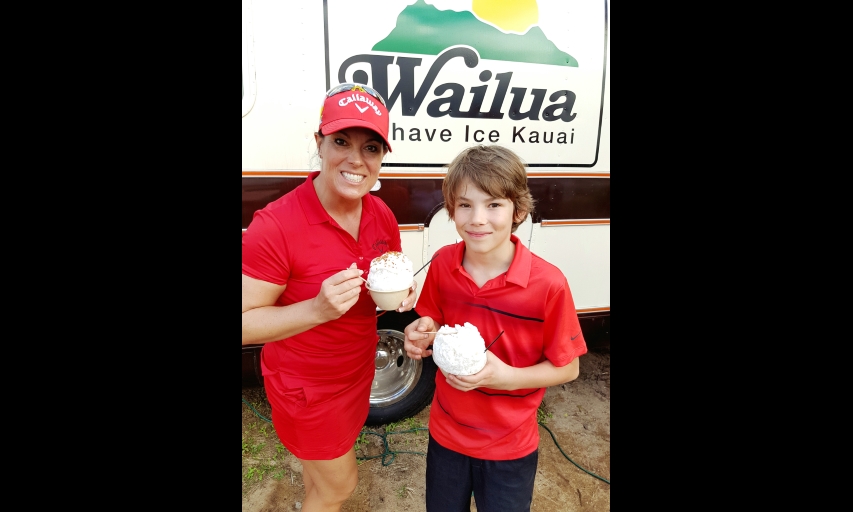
[242, 0, 610, 425]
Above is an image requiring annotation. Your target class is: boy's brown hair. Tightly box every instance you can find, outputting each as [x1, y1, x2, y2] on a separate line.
[442, 145, 536, 233]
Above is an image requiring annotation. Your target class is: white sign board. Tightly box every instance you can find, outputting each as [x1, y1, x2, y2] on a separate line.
[326, 0, 607, 166]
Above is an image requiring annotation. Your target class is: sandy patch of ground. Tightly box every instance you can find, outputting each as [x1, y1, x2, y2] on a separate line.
[242, 341, 609, 511]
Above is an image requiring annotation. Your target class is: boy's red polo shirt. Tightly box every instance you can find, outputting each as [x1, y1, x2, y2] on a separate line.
[416, 235, 588, 460]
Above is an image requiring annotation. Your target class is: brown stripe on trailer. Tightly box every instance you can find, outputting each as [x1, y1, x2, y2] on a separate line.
[242, 173, 610, 228]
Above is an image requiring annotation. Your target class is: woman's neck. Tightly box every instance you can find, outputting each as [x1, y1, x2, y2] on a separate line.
[313, 175, 362, 239]
[313, 174, 361, 213]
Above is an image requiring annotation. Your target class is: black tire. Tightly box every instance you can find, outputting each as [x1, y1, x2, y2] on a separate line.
[366, 310, 437, 426]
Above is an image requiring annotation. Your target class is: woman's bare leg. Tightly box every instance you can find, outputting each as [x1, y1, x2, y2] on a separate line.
[300, 448, 358, 512]
[303, 467, 314, 501]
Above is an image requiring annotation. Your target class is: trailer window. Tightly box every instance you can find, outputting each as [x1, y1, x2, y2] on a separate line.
[242, 0, 256, 117]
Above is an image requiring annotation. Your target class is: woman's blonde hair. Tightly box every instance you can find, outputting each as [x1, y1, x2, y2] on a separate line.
[442, 145, 535, 233]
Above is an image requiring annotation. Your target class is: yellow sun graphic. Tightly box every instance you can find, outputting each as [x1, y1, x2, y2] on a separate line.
[472, 0, 539, 33]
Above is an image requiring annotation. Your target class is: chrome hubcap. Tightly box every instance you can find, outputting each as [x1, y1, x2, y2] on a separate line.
[371, 329, 422, 407]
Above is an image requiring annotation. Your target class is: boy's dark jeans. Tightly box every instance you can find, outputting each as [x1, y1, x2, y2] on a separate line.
[425, 434, 538, 512]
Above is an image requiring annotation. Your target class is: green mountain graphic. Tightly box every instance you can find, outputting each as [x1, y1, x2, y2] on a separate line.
[372, 0, 578, 67]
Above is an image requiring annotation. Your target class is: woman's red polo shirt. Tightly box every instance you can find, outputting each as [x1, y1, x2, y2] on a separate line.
[242, 172, 402, 459]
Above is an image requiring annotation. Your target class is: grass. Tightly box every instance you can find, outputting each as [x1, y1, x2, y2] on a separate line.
[396, 484, 414, 499]
[384, 416, 423, 433]
[379, 416, 428, 454]
[355, 432, 369, 451]
[537, 404, 553, 424]
[354, 432, 371, 465]
[242, 388, 286, 496]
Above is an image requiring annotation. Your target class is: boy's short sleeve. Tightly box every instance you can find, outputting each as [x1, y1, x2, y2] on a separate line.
[543, 277, 588, 367]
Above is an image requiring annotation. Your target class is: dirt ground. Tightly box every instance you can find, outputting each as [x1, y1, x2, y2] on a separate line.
[242, 340, 610, 511]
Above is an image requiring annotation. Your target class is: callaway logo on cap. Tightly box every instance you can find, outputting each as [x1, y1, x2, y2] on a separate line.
[319, 83, 392, 151]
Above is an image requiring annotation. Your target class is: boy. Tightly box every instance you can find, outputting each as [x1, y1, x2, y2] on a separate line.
[404, 145, 588, 512]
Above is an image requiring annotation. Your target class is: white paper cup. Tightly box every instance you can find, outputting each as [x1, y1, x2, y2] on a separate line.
[365, 283, 411, 310]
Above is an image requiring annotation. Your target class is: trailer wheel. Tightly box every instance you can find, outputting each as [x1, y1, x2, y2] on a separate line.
[366, 310, 437, 426]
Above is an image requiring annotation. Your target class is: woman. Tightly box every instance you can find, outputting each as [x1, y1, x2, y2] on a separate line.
[242, 83, 416, 511]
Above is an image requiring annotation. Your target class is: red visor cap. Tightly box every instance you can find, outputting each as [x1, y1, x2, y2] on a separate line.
[319, 91, 392, 152]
